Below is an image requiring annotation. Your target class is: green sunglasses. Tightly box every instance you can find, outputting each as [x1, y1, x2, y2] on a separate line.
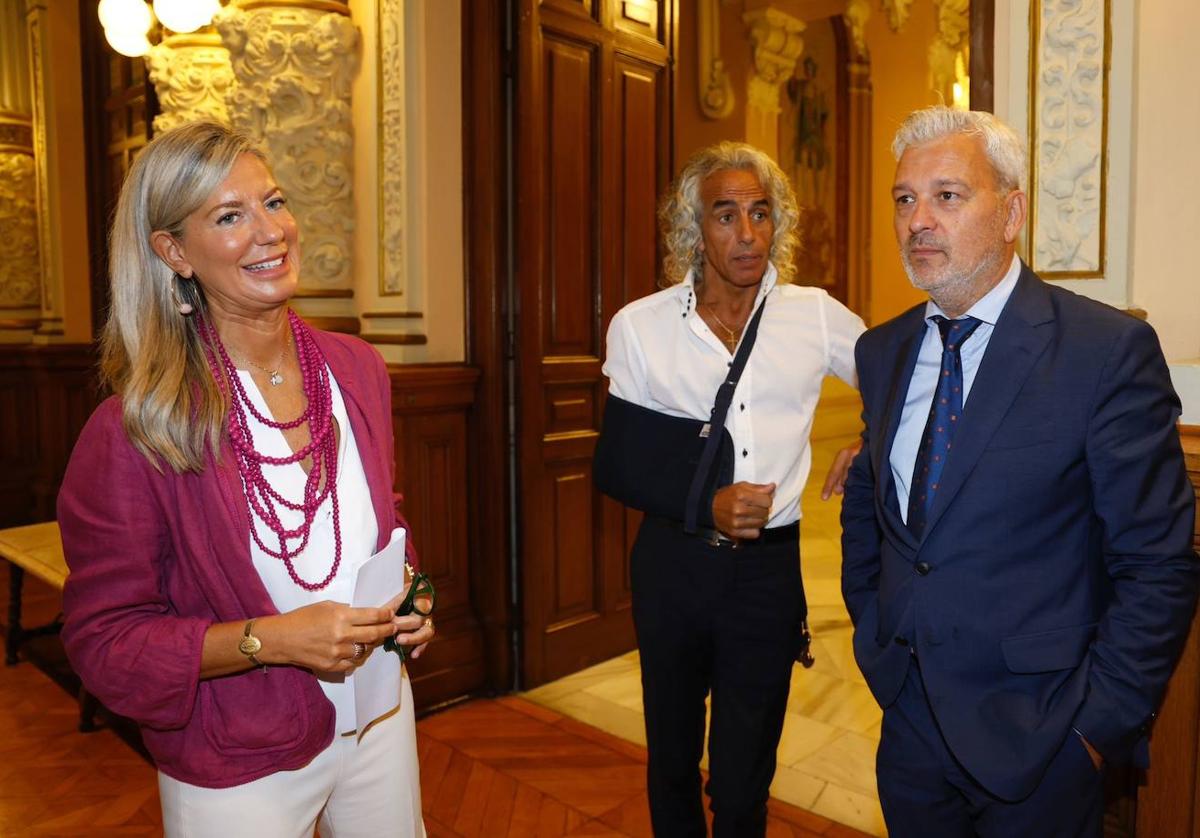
[384, 571, 436, 659]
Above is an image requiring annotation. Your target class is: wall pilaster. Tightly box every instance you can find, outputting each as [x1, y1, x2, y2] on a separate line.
[0, 0, 38, 339]
[214, 0, 360, 329]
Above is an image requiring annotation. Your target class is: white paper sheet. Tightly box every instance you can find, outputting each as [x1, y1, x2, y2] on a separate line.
[349, 526, 407, 736]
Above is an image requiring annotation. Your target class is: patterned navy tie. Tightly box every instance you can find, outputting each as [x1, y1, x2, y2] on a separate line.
[907, 315, 982, 537]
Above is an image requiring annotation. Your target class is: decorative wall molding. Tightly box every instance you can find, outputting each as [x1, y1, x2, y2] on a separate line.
[215, 2, 359, 294]
[24, 1, 61, 336]
[743, 8, 806, 117]
[146, 30, 234, 133]
[697, 0, 734, 120]
[1028, 0, 1108, 277]
[930, 0, 969, 101]
[377, 0, 406, 296]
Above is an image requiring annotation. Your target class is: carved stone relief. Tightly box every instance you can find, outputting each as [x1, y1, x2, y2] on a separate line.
[215, 3, 360, 292]
[929, 0, 969, 98]
[842, 0, 870, 58]
[881, 0, 914, 32]
[146, 30, 235, 133]
[744, 8, 806, 116]
[0, 132, 40, 310]
[1030, 0, 1107, 275]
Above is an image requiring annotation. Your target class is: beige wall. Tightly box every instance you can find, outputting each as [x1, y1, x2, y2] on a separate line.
[1130, 0, 1200, 366]
[864, 2, 939, 326]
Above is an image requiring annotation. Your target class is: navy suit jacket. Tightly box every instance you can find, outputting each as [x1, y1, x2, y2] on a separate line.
[841, 264, 1198, 801]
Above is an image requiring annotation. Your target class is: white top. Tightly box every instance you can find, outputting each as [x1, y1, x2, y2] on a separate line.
[602, 263, 865, 528]
[238, 368, 378, 733]
[889, 253, 1021, 521]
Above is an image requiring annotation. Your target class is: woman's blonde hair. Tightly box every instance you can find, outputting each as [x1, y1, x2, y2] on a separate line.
[658, 142, 801, 286]
[101, 120, 266, 473]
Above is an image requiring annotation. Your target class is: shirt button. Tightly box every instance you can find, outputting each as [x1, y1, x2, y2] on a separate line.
[741, 449, 748, 457]
[915, 561, 932, 576]
[739, 403, 745, 411]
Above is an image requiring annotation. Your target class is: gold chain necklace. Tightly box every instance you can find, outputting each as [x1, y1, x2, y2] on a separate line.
[701, 302, 746, 351]
[228, 331, 292, 386]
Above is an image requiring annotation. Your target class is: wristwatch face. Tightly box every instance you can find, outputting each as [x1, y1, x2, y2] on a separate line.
[239, 635, 262, 656]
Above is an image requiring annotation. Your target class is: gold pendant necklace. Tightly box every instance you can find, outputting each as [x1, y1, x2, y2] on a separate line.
[230, 331, 291, 386]
[701, 302, 745, 351]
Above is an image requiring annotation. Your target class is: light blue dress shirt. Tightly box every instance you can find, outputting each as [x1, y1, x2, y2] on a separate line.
[889, 254, 1021, 522]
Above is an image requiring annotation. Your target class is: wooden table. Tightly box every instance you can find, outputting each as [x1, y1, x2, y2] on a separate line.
[0, 521, 98, 730]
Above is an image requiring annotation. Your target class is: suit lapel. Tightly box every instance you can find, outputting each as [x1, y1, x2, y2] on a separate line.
[875, 307, 926, 553]
[919, 267, 1055, 540]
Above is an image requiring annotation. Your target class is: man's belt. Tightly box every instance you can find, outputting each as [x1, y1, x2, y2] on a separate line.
[651, 516, 799, 549]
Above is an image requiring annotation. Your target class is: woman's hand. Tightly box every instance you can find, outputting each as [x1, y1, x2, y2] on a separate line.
[384, 585, 436, 660]
[257, 600, 400, 674]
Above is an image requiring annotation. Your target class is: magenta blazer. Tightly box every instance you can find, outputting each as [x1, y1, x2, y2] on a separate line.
[58, 329, 418, 788]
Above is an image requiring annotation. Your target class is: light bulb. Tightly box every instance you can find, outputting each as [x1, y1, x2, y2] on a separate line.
[152, 0, 218, 34]
[104, 25, 152, 57]
[97, 0, 153, 35]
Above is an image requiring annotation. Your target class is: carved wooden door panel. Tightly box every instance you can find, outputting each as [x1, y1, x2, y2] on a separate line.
[514, 0, 673, 686]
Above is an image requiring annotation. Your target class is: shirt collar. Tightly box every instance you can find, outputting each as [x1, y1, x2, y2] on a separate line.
[676, 261, 779, 314]
[923, 252, 1020, 326]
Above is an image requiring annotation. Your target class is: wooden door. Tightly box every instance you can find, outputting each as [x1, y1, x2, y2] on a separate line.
[514, 0, 674, 686]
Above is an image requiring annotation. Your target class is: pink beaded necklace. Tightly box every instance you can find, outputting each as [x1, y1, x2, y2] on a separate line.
[199, 310, 343, 591]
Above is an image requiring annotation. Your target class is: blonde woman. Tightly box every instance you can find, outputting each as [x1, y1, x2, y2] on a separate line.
[58, 121, 433, 836]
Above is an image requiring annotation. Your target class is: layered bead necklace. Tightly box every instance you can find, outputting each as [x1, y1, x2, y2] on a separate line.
[199, 310, 342, 591]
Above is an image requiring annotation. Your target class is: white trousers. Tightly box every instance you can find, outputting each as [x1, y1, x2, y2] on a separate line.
[158, 675, 424, 838]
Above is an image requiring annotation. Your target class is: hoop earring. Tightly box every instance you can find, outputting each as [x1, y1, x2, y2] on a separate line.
[172, 273, 195, 316]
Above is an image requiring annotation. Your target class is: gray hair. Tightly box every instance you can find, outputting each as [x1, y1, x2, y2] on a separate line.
[892, 106, 1027, 192]
[101, 120, 268, 472]
[659, 142, 801, 286]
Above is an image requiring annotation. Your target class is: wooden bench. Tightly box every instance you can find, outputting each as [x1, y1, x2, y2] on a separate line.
[0, 521, 99, 731]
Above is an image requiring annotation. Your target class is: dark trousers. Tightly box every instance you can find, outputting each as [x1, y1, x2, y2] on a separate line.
[877, 661, 1104, 838]
[631, 516, 806, 837]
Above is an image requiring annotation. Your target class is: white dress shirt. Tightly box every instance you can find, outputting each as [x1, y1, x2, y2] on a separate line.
[603, 262, 864, 528]
[239, 368, 379, 733]
[889, 253, 1021, 521]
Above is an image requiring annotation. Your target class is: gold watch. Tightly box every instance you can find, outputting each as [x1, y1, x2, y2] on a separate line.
[239, 619, 264, 668]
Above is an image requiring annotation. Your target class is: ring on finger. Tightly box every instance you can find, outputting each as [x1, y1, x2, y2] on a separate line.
[352, 641, 366, 660]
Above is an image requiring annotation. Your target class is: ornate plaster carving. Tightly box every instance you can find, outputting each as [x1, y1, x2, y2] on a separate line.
[842, 0, 869, 58]
[881, 0, 914, 32]
[378, 0, 405, 296]
[743, 8, 806, 116]
[146, 30, 235, 133]
[929, 0, 969, 97]
[215, 3, 359, 292]
[0, 140, 39, 309]
[698, 0, 734, 120]
[1030, 0, 1107, 275]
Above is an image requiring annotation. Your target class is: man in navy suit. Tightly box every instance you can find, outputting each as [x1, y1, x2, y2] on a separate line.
[841, 106, 1197, 836]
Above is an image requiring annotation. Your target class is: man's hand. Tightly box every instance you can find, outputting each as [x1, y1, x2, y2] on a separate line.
[712, 482, 776, 540]
[821, 439, 863, 500]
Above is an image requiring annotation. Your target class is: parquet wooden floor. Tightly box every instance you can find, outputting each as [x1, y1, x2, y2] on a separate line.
[1, 574, 869, 837]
